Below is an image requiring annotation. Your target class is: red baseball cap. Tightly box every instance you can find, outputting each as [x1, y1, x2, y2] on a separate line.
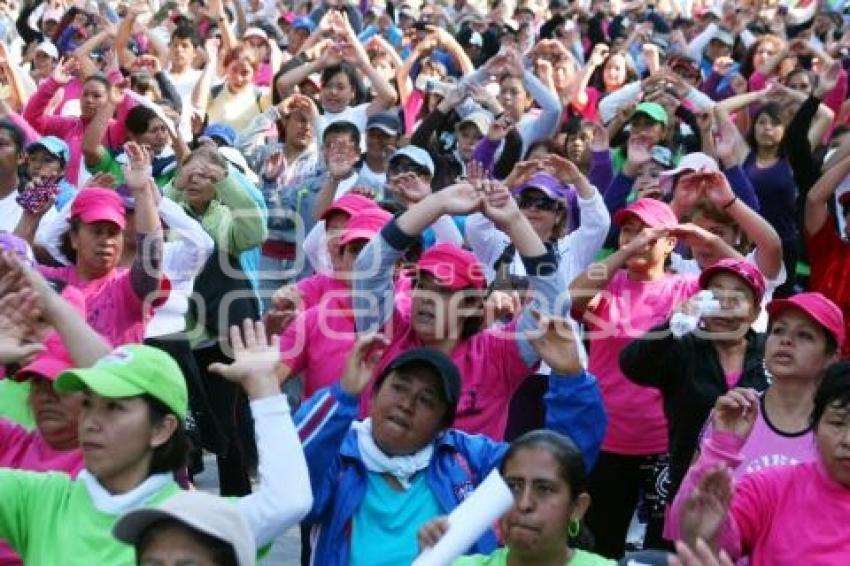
[70, 187, 126, 229]
[339, 208, 393, 246]
[699, 259, 767, 303]
[320, 194, 377, 222]
[767, 292, 846, 348]
[613, 198, 678, 228]
[416, 243, 486, 291]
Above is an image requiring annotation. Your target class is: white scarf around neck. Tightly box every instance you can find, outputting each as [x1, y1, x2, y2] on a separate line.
[352, 418, 434, 489]
[79, 470, 174, 515]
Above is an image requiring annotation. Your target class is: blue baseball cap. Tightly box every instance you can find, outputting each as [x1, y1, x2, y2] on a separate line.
[26, 136, 70, 165]
[204, 123, 238, 147]
[292, 16, 316, 33]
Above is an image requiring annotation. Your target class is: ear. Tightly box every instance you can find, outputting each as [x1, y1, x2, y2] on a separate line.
[68, 227, 81, 251]
[149, 413, 180, 449]
[571, 492, 592, 522]
[662, 235, 677, 255]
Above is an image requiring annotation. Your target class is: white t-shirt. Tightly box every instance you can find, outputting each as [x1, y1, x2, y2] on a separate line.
[166, 68, 203, 141]
[0, 190, 57, 233]
[670, 249, 786, 333]
[319, 103, 370, 149]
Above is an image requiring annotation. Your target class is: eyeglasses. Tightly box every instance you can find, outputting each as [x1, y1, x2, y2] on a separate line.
[388, 161, 430, 177]
[324, 140, 356, 153]
[517, 195, 560, 211]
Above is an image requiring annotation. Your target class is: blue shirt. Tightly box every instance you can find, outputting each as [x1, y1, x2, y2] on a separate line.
[350, 471, 442, 566]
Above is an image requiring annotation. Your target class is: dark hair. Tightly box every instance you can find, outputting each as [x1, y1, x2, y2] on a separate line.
[125, 105, 162, 137]
[171, 24, 200, 47]
[746, 102, 786, 154]
[322, 120, 360, 146]
[144, 395, 189, 475]
[83, 73, 111, 91]
[0, 119, 25, 153]
[811, 361, 850, 428]
[320, 62, 365, 106]
[501, 429, 587, 494]
[136, 519, 237, 566]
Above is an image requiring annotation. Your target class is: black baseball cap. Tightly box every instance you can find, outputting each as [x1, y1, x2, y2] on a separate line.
[376, 347, 462, 422]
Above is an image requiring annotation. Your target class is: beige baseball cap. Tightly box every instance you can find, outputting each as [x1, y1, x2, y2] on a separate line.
[113, 491, 256, 566]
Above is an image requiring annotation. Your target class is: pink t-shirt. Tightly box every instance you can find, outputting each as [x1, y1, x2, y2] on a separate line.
[296, 274, 349, 311]
[403, 90, 426, 136]
[0, 418, 83, 565]
[283, 275, 415, 400]
[670, 431, 850, 565]
[361, 307, 534, 440]
[38, 266, 160, 346]
[280, 293, 355, 400]
[571, 86, 601, 121]
[702, 395, 818, 481]
[585, 270, 700, 455]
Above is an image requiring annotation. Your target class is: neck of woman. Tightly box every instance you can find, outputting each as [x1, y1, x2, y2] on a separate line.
[628, 262, 666, 282]
[764, 378, 818, 433]
[99, 462, 151, 495]
[755, 146, 779, 163]
[421, 335, 460, 356]
[365, 153, 387, 172]
[507, 544, 572, 566]
[713, 337, 749, 367]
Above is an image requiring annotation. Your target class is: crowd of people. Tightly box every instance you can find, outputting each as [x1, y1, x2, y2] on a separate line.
[1, 0, 850, 564]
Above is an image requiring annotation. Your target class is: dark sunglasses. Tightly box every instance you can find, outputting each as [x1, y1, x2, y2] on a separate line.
[388, 161, 430, 177]
[517, 195, 560, 211]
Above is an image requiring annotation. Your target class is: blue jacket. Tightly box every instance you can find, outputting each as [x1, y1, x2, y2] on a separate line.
[294, 371, 607, 566]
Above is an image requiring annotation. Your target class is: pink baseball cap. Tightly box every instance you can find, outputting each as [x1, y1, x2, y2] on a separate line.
[70, 187, 126, 229]
[339, 208, 393, 247]
[14, 285, 84, 382]
[613, 198, 679, 228]
[417, 243, 486, 291]
[699, 259, 767, 303]
[320, 194, 377, 221]
[767, 292, 846, 348]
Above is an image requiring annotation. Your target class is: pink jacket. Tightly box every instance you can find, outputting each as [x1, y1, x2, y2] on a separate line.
[22, 77, 135, 186]
[668, 430, 850, 565]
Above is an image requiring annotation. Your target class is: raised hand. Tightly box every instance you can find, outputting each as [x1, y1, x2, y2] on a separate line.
[263, 149, 285, 181]
[466, 160, 486, 185]
[700, 171, 736, 208]
[714, 112, 740, 165]
[504, 159, 542, 189]
[622, 226, 670, 258]
[390, 172, 432, 206]
[626, 133, 653, 167]
[435, 181, 482, 215]
[543, 154, 583, 184]
[670, 539, 735, 566]
[264, 285, 301, 335]
[527, 310, 581, 375]
[208, 319, 283, 399]
[84, 172, 117, 189]
[486, 114, 513, 141]
[588, 42, 610, 67]
[588, 121, 609, 152]
[341, 333, 390, 395]
[480, 178, 521, 229]
[123, 142, 153, 192]
[679, 465, 733, 549]
[711, 388, 759, 439]
[51, 57, 76, 84]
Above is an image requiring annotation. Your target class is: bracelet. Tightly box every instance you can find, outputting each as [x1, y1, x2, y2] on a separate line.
[722, 196, 737, 209]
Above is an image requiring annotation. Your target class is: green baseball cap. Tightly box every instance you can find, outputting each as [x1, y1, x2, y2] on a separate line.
[634, 102, 668, 126]
[55, 345, 188, 421]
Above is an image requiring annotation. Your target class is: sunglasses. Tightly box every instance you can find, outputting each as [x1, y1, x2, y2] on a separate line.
[517, 195, 560, 211]
[388, 161, 430, 177]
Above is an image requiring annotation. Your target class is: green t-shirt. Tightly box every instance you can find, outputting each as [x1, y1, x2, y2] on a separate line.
[90, 151, 175, 188]
[0, 380, 34, 430]
[454, 547, 616, 566]
[0, 470, 179, 565]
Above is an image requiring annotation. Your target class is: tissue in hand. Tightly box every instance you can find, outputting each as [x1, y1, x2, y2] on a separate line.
[670, 291, 722, 338]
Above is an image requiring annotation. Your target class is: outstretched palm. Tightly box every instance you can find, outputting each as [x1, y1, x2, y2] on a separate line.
[209, 319, 281, 384]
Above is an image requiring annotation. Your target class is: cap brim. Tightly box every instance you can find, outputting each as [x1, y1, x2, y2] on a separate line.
[699, 265, 763, 302]
[76, 210, 126, 229]
[113, 508, 177, 545]
[385, 354, 456, 405]
[512, 184, 560, 200]
[367, 124, 400, 136]
[765, 300, 840, 345]
[416, 266, 467, 291]
[54, 367, 146, 398]
[634, 110, 666, 125]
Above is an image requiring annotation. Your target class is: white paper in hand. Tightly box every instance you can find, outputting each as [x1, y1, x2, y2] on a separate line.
[412, 470, 514, 566]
